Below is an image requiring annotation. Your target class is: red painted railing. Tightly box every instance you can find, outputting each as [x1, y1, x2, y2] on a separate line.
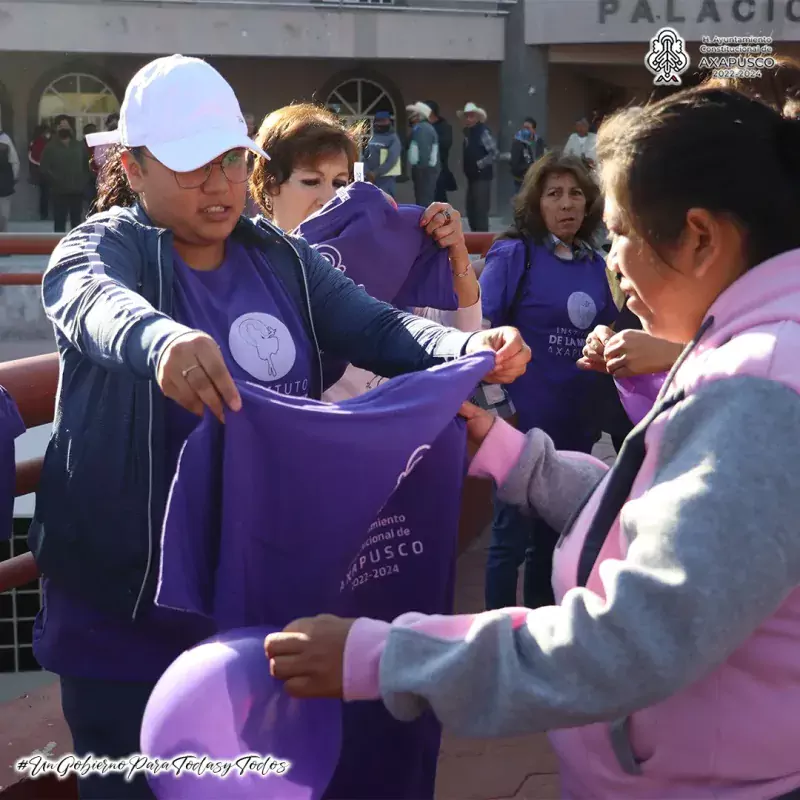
[0, 231, 496, 594]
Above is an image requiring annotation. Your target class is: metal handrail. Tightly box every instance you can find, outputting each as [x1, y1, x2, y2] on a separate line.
[0, 232, 495, 286]
[0, 230, 497, 594]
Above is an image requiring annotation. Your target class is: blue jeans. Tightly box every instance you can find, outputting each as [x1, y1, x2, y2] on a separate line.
[60, 676, 157, 799]
[484, 488, 560, 610]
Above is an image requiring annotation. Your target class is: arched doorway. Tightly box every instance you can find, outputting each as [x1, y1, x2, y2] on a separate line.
[38, 73, 120, 139]
[324, 76, 397, 137]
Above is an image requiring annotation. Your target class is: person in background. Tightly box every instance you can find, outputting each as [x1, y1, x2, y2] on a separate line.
[0, 122, 20, 236]
[93, 113, 119, 174]
[405, 101, 440, 208]
[36, 56, 528, 800]
[363, 110, 402, 198]
[510, 117, 546, 193]
[479, 151, 617, 611]
[564, 117, 597, 171]
[28, 124, 51, 221]
[40, 116, 91, 233]
[244, 113, 256, 138]
[426, 100, 456, 204]
[267, 84, 800, 800]
[458, 102, 497, 232]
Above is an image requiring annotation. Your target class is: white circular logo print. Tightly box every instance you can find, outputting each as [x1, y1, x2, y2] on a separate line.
[229, 313, 296, 382]
[566, 291, 598, 330]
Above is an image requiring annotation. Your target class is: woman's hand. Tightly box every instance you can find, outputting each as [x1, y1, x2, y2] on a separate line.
[458, 401, 496, 449]
[604, 330, 683, 378]
[420, 203, 469, 262]
[157, 331, 242, 423]
[577, 324, 614, 373]
[466, 326, 530, 383]
[265, 614, 356, 699]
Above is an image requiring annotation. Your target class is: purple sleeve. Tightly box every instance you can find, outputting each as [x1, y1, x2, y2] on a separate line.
[1, 387, 25, 541]
[478, 241, 521, 327]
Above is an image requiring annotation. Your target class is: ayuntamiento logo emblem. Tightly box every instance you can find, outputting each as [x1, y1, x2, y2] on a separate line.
[645, 27, 691, 86]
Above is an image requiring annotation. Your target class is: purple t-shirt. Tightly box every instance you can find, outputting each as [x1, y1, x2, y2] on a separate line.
[480, 237, 618, 450]
[33, 239, 314, 682]
[1, 386, 25, 541]
[157, 354, 491, 800]
[295, 181, 458, 311]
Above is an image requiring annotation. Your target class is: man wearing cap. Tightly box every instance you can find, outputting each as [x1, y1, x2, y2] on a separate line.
[31, 54, 531, 800]
[363, 111, 402, 198]
[458, 102, 497, 232]
[405, 101, 440, 208]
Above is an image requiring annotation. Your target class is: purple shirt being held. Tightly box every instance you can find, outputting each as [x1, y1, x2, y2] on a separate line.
[33, 239, 314, 682]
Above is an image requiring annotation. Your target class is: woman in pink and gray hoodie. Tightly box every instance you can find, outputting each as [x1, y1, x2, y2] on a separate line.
[266, 86, 800, 799]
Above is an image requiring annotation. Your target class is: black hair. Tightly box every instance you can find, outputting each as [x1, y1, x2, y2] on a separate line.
[524, 117, 537, 127]
[598, 87, 800, 269]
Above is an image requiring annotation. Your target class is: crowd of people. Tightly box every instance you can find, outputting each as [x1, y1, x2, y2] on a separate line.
[6, 49, 800, 800]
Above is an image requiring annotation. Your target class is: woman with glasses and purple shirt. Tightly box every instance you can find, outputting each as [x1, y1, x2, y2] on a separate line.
[29, 55, 530, 800]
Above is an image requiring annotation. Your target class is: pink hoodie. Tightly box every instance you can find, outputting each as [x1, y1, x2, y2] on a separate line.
[343, 249, 800, 798]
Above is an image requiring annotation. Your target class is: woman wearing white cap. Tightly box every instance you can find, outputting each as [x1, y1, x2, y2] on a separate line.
[28, 55, 530, 799]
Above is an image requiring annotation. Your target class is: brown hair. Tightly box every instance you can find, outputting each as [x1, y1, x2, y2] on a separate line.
[703, 54, 800, 114]
[499, 150, 603, 244]
[94, 146, 144, 213]
[249, 104, 364, 217]
[596, 85, 800, 270]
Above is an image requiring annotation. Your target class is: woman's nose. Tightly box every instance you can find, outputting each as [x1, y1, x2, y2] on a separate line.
[319, 186, 337, 206]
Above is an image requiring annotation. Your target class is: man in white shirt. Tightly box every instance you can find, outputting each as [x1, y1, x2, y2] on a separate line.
[564, 117, 597, 171]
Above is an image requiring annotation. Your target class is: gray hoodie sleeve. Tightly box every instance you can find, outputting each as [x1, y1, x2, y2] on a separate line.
[375, 376, 800, 737]
[496, 426, 607, 533]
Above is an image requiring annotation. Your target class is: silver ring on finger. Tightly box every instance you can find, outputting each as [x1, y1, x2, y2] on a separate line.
[182, 364, 201, 379]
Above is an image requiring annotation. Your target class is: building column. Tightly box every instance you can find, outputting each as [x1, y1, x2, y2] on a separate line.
[497, 0, 548, 223]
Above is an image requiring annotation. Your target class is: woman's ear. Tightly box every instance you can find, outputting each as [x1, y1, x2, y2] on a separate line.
[121, 151, 145, 193]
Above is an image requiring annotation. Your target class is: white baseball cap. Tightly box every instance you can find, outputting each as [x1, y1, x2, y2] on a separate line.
[85, 55, 269, 172]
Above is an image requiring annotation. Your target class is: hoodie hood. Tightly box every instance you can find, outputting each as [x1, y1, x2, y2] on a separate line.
[676, 247, 800, 397]
[294, 181, 458, 311]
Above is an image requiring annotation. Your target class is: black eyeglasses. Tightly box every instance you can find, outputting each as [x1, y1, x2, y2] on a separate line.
[140, 148, 251, 189]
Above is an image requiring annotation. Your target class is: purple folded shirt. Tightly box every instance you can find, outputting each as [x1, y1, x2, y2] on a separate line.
[295, 181, 458, 311]
[0, 386, 25, 541]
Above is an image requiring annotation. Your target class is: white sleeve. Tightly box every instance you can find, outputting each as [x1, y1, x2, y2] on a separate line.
[412, 296, 483, 332]
[563, 134, 578, 157]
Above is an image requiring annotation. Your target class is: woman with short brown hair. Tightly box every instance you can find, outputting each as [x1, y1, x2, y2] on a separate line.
[249, 103, 485, 399]
[479, 150, 618, 611]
